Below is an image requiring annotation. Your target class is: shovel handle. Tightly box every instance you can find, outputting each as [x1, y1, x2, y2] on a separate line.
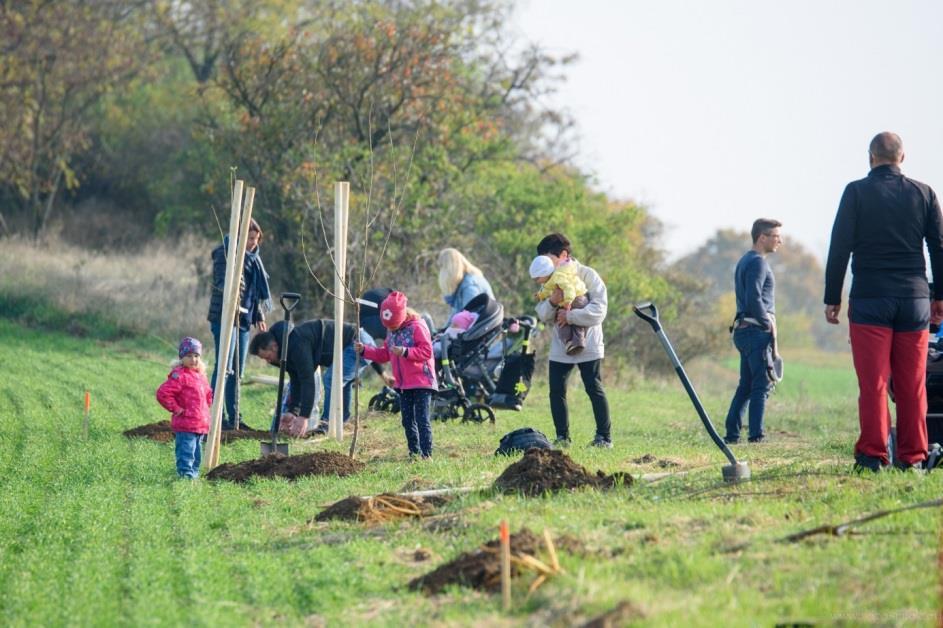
[280, 292, 301, 312]
[633, 302, 661, 332]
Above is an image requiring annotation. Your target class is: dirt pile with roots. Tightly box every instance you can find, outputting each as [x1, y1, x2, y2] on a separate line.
[123, 421, 272, 443]
[408, 528, 542, 594]
[493, 449, 633, 495]
[315, 494, 449, 524]
[206, 452, 364, 483]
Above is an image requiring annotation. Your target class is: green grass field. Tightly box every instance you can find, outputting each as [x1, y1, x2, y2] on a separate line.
[0, 319, 940, 627]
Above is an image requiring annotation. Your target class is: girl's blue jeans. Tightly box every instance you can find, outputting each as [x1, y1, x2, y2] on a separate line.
[175, 432, 202, 478]
[400, 388, 433, 457]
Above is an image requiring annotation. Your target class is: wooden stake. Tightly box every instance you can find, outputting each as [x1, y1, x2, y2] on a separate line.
[543, 529, 560, 572]
[83, 390, 90, 439]
[205, 182, 255, 469]
[330, 182, 349, 442]
[500, 520, 511, 611]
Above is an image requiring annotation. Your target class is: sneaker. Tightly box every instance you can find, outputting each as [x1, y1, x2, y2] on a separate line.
[723, 436, 739, 444]
[311, 422, 328, 435]
[590, 435, 613, 449]
[553, 437, 571, 449]
[221, 421, 236, 432]
[893, 460, 926, 472]
[852, 453, 886, 474]
[747, 435, 765, 443]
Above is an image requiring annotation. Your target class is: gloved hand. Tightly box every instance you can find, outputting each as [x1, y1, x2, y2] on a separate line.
[278, 412, 308, 438]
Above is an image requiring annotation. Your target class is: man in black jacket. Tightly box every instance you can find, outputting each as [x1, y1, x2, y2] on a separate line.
[824, 132, 943, 471]
[250, 319, 357, 422]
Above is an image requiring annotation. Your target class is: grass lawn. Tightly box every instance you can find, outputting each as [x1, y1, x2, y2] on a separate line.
[0, 320, 939, 626]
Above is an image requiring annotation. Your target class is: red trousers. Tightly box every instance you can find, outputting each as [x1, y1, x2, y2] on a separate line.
[849, 322, 928, 465]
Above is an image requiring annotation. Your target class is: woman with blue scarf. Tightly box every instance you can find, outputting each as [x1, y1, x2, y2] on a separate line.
[206, 218, 273, 430]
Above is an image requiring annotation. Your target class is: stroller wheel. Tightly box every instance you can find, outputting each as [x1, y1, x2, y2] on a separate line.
[368, 393, 383, 411]
[462, 403, 495, 424]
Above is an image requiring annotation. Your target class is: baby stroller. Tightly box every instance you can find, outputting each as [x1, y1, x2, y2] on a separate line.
[888, 324, 943, 470]
[433, 293, 539, 422]
[367, 293, 538, 423]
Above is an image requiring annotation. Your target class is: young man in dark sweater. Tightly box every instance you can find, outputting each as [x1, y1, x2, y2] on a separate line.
[723, 218, 782, 444]
[824, 132, 943, 472]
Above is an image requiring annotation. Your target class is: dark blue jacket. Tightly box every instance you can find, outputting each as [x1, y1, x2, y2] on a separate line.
[734, 250, 775, 329]
[206, 242, 267, 329]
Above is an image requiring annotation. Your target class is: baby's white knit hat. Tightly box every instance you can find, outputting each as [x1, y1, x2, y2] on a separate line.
[529, 255, 555, 279]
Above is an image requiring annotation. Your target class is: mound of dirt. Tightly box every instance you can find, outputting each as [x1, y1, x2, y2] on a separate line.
[409, 528, 542, 595]
[123, 421, 174, 442]
[315, 493, 448, 524]
[123, 421, 273, 444]
[493, 449, 633, 496]
[206, 452, 365, 483]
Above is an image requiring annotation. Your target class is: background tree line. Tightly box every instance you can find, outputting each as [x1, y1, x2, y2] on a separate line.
[0, 0, 834, 368]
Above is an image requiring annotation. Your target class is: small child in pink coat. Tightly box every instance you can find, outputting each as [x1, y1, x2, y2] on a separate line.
[356, 291, 437, 458]
[156, 337, 213, 478]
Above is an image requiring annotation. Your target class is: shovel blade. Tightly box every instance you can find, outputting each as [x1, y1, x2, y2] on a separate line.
[260, 441, 289, 457]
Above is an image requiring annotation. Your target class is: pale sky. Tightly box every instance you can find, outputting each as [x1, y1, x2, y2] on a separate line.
[513, 0, 943, 260]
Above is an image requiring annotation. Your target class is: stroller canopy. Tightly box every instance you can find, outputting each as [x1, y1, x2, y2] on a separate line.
[459, 293, 504, 342]
[359, 287, 393, 340]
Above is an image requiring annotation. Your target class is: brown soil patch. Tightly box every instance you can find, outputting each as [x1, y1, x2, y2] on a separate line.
[632, 453, 681, 468]
[408, 528, 542, 595]
[206, 452, 365, 483]
[222, 429, 277, 443]
[493, 449, 633, 496]
[314, 493, 449, 524]
[123, 421, 272, 444]
[581, 600, 645, 627]
[123, 421, 174, 442]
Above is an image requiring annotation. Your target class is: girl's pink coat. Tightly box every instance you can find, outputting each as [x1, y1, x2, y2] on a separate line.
[362, 316, 437, 390]
[156, 366, 213, 434]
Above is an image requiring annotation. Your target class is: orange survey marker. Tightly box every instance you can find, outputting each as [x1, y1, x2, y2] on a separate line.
[83, 390, 91, 438]
[500, 520, 511, 611]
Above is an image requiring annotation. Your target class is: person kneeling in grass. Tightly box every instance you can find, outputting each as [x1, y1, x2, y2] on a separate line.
[156, 337, 213, 479]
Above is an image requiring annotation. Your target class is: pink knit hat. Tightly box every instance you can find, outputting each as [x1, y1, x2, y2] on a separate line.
[380, 291, 408, 330]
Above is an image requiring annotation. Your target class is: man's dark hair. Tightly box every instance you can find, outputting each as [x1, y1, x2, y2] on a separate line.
[751, 218, 782, 243]
[536, 233, 572, 257]
[869, 132, 904, 164]
[248, 330, 277, 355]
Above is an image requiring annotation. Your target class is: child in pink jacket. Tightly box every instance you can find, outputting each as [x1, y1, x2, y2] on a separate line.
[156, 337, 213, 478]
[356, 291, 437, 458]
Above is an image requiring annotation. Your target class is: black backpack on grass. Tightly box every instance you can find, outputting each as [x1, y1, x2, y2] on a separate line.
[495, 427, 552, 456]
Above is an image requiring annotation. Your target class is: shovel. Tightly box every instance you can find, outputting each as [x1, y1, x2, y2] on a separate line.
[633, 302, 750, 482]
[261, 292, 301, 457]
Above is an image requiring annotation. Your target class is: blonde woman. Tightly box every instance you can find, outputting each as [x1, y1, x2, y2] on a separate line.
[437, 248, 495, 324]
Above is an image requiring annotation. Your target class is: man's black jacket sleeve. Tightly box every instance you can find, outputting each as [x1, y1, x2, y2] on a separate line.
[926, 188, 943, 300]
[824, 183, 857, 305]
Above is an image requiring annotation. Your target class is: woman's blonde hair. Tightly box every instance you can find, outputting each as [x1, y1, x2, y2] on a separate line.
[437, 248, 484, 296]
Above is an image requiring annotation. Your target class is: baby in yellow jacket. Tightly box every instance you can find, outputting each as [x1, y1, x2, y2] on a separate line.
[530, 255, 589, 355]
